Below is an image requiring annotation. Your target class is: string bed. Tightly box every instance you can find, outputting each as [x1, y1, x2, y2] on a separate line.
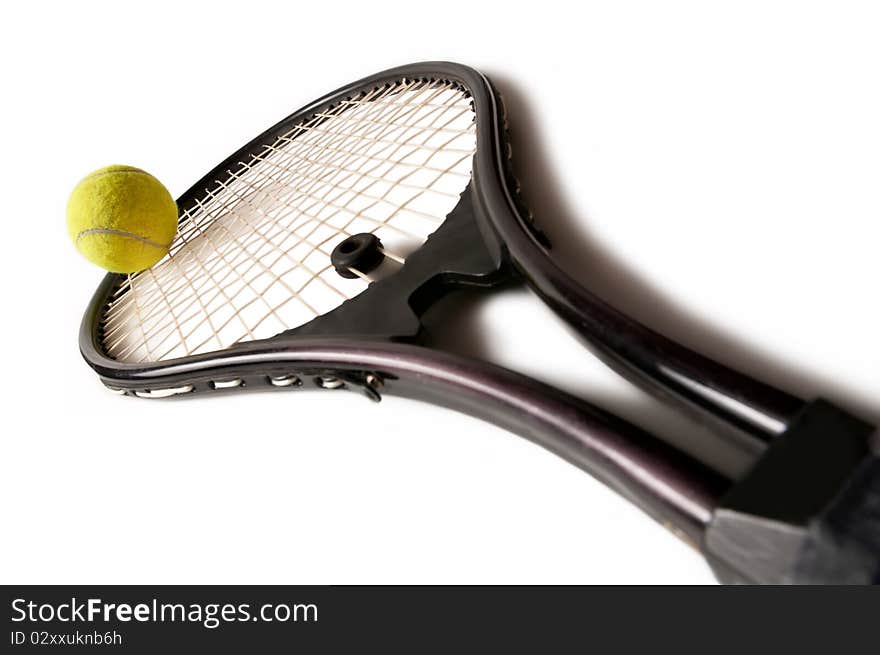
[100, 79, 477, 363]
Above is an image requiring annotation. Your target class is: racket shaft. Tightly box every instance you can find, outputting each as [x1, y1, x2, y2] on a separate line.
[249, 340, 731, 545]
[499, 224, 805, 446]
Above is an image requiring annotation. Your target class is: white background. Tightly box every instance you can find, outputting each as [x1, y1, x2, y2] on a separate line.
[1, 1, 877, 584]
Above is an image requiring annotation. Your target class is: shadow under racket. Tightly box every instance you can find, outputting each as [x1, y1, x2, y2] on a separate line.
[422, 73, 879, 479]
[422, 285, 755, 478]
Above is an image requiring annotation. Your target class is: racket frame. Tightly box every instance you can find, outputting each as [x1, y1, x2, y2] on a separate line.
[78, 62, 880, 583]
[81, 62, 512, 387]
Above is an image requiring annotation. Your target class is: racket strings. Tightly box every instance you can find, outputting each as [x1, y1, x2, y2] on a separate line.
[103, 81, 458, 359]
[100, 79, 477, 363]
[103, 87, 455, 360]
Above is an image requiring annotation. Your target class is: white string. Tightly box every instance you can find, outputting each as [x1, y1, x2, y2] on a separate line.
[101, 79, 477, 363]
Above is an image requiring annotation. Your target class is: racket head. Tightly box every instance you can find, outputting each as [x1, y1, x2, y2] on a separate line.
[78, 62, 538, 397]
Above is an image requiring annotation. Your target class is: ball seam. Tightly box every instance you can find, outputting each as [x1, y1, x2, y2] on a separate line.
[75, 227, 171, 250]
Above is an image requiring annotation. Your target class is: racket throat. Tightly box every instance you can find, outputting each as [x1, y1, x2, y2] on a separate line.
[285, 188, 510, 343]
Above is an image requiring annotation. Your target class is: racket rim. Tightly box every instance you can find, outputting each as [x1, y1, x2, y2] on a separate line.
[80, 60, 522, 381]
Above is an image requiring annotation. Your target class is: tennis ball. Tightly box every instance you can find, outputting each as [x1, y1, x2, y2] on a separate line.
[67, 165, 178, 273]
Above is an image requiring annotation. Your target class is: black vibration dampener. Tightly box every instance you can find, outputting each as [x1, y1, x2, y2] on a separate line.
[331, 233, 385, 279]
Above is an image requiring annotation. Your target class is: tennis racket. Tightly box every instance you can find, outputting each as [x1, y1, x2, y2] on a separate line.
[78, 62, 879, 584]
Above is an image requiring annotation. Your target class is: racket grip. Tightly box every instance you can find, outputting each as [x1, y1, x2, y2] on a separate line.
[704, 399, 879, 584]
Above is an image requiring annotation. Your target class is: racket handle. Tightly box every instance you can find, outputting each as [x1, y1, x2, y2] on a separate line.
[704, 399, 879, 583]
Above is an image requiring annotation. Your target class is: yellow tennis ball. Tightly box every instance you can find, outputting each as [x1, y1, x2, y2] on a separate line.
[67, 165, 178, 273]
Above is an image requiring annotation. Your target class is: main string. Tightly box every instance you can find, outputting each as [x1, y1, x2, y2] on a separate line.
[101, 79, 477, 363]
